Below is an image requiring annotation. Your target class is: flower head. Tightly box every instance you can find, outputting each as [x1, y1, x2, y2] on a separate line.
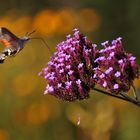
[94, 37, 140, 94]
[39, 30, 140, 102]
[39, 29, 99, 101]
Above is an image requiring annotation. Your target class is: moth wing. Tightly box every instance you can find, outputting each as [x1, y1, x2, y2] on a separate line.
[0, 27, 20, 46]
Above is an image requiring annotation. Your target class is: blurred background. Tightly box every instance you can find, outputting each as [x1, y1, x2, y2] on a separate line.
[0, 0, 140, 140]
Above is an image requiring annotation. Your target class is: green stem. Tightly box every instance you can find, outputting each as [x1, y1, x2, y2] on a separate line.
[93, 87, 140, 107]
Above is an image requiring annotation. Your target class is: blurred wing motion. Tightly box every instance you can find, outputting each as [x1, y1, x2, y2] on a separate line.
[0, 27, 29, 63]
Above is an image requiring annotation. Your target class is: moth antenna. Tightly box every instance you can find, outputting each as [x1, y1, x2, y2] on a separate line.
[27, 30, 36, 37]
[30, 37, 53, 54]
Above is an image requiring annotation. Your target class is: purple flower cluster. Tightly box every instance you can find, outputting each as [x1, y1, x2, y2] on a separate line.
[94, 38, 139, 94]
[39, 29, 99, 101]
[39, 29, 140, 101]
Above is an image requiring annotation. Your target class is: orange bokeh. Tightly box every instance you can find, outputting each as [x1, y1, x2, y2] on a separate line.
[0, 8, 100, 36]
[0, 129, 9, 140]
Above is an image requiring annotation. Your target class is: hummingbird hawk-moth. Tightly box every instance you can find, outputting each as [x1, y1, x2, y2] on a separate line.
[0, 27, 52, 63]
